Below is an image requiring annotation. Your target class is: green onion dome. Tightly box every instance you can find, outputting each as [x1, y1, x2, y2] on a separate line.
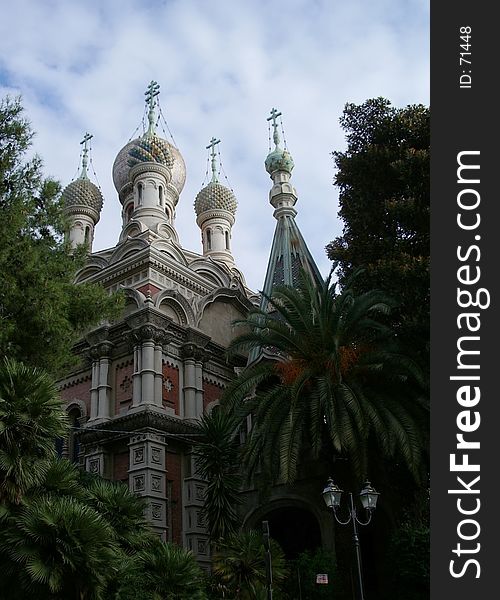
[264, 148, 294, 175]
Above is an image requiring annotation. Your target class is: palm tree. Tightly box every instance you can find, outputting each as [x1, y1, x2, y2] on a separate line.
[193, 408, 242, 543]
[83, 477, 154, 551]
[115, 538, 208, 600]
[223, 270, 428, 483]
[212, 530, 288, 600]
[0, 494, 120, 599]
[0, 358, 68, 504]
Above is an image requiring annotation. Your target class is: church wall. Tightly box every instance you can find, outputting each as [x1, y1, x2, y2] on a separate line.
[162, 361, 180, 414]
[203, 379, 224, 412]
[167, 450, 183, 544]
[198, 300, 246, 347]
[114, 360, 134, 415]
[113, 450, 129, 484]
[60, 376, 92, 418]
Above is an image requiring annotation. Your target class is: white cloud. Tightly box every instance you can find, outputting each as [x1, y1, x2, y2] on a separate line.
[0, 0, 429, 291]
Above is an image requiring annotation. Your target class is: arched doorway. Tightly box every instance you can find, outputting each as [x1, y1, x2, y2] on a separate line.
[249, 504, 322, 560]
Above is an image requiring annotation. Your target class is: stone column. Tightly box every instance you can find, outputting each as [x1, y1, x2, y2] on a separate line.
[89, 357, 99, 420]
[97, 342, 113, 421]
[154, 331, 166, 408]
[132, 341, 142, 408]
[194, 358, 205, 417]
[88, 341, 113, 423]
[140, 326, 156, 406]
[128, 430, 168, 539]
[182, 345, 197, 420]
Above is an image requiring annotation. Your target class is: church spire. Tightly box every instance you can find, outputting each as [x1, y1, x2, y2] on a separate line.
[260, 109, 321, 304]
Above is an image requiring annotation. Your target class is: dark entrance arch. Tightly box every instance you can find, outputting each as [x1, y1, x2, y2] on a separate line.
[259, 506, 321, 559]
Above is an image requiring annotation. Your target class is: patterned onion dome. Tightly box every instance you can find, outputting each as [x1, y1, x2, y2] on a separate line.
[194, 181, 237, 216]
[112, 134, 186, 202]
[61, 178, 103, 214]
[265, 148, 294, 175]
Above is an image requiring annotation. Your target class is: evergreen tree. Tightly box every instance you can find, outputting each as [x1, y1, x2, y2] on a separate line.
[0, 96, 122, 375]
[326, 98, 429, 361]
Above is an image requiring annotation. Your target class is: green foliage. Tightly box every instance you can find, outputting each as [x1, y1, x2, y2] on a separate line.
[0, 95, 123, 376]
[282, 548, 345, 600]
[193, 409, 242, 542]
[224, 270, 428, 484]
[115, 538, 208, 600]
[0, 358, 68, 504]
[326, 98, 429, 361]
[0, 494, 120, 599]
[212, 530, 288, 600]
[0, 356, 204, 600]
[383, 518, 429, 600]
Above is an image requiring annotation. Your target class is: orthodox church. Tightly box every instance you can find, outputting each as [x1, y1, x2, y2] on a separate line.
[58, 82, 331, 567]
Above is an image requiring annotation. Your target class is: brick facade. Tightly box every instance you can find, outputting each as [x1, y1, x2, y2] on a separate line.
[115, 361, 134, 415]
[162, 361, 180, 414]
[203, 379, 224, 412]
[60, 376, 92, 417]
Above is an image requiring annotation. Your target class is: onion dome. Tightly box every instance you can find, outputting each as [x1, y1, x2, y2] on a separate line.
[62, 132, 103, 218]
[112, 81, 186, 203]
[264, 107, 294, 175]
[194, 181, 237, 216]
[62, 177, 103, 214]
[112, 135, 186, 203]
[195, 137, 237, 217]
[265, 148, 294, 175]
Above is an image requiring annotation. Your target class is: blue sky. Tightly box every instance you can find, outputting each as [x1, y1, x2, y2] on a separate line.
[0, 0, 429, 291]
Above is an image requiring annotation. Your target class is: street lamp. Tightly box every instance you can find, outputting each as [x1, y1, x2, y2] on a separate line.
[322, 477, 380, 600]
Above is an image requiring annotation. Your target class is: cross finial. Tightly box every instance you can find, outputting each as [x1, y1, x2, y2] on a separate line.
[267, 107, 282, 149]
[145, 80, 160, 135]
[206, 137, 221, 183]
[79, 132, 93, 179]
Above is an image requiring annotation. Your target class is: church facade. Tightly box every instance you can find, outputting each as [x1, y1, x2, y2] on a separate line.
[58, 83, 333, 567]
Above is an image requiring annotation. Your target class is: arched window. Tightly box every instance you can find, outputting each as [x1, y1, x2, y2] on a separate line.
[67, 406, 82, 464]
[126, 203, 134, 222]
[84, 226, 91, 246]
[159, 185, 164, 206]
[206, 229, 212, 250]
[138, 182, 143, 204]
[225, 230, 230, 250]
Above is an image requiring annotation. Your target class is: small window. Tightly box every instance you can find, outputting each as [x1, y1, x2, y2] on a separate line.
[225, 230, 229, 250]
[84, 226, 91, 246]
[206, 229, 212, 250]
[159, 185, 164, 205]
[138, 183, 143, 204]
[126, 204, 134, 223]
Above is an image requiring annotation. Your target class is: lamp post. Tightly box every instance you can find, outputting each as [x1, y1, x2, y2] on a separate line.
[322, 477, 380, 600]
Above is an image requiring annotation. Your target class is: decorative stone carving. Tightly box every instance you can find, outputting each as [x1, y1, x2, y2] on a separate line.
[133, 447, 145, 464]
[133, 474, 145, 492]
[151, 475, 162, 492]
[151, 503, 162, 520]
[151, 447, 161, 464]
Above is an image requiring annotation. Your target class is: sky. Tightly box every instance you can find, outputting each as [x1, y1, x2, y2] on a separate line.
[0, 0, 429, 292]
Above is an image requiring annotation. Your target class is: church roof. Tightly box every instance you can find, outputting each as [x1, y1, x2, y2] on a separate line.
[260, 212, 322, 306]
